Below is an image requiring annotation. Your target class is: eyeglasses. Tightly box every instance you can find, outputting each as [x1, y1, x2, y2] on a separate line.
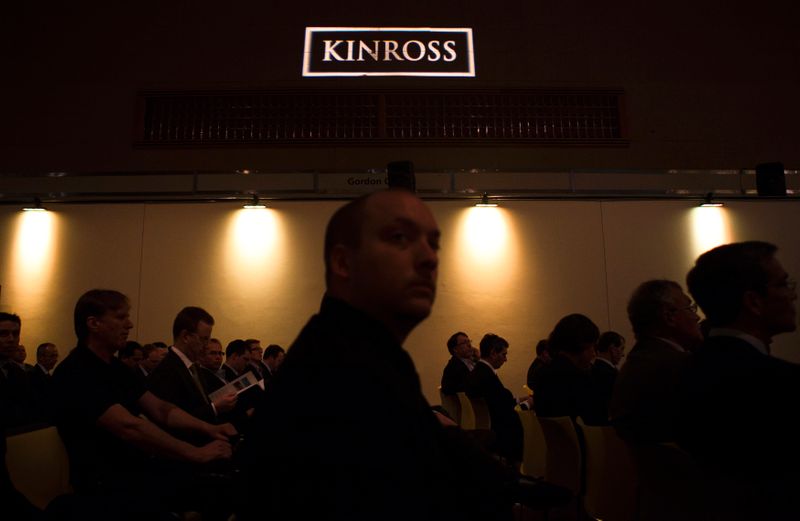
[457, 339, 472, 346]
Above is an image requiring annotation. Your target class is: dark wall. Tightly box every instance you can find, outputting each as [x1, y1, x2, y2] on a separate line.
[2, 0, 798, 172]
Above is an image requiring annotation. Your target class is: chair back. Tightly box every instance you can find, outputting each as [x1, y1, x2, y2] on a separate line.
[576, 417, 637, 521]
[456, 392, 476, 429]
[537, 416, 581, 495]
[5, 425, 71, 509]
[467, 396, 492, 430]
[517, 409, 546, 478]
[439, 389, 461, 424]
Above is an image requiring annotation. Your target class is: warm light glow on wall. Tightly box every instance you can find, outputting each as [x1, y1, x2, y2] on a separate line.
[224, 207, 287, 287]
[689, 206, 732, 258]
[451, 206, 522, 291]
[11, 209, 58, 296]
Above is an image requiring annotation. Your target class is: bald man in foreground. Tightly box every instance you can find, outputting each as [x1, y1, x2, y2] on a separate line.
[239, 190, 561, 521]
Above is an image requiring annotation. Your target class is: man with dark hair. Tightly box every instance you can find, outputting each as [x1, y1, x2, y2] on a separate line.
[533, 314, 600, 421]
[260, 344, 285, 385]
[53, 289, 236, 519]
[11, 344, 34, 372]
[240, 190, 545, 521]
[138, 343, 165, 379]
[222, 339, 251, 381]
[441, 331, 474, 395]
[678, 241, 800, 518]
[148, 307, 237, 428]
[244, 339, 268, 379]
[28, 342, 59, 421]
[0, 313, 41, 428]
[610, 280, 700, 443]
[525, 339, 551, 390]
[118, 341, 143, 370]
[586, 331, 625, 426]
[467, 333, 532, 466]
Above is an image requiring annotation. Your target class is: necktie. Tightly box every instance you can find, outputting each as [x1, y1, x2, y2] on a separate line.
[189, 364, 210, 404]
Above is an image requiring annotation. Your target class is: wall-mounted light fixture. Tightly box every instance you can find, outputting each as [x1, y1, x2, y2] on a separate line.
[475, 192, 498, 207]
[22, 198, 47, 212]
[243, 194, 266, 209]
[700, 192, 724, 207]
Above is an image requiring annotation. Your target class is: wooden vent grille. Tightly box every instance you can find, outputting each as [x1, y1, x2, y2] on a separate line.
[139, 90, 624, 145]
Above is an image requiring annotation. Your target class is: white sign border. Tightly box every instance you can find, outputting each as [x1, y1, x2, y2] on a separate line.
[302, 27, 475, 77]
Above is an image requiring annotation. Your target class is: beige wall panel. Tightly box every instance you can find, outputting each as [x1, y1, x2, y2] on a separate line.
[413, 200, 609, 404]
[136, 201, 339, 348]
[0, 205, 145, 356]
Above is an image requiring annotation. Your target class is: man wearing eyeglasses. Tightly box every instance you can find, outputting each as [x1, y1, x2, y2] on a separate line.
[610, 279, 702, 443]
[147, 307, 238, 434]
[441, 331, 475, 395]
[678, 241, 800, 519]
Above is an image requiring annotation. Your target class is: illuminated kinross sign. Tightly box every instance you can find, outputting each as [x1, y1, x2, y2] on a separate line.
[303, 27, 475, 77]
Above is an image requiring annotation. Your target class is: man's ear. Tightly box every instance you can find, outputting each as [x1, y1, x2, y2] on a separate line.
[742, 290, 764, 317]
[329, 244, 352, 280]
[86, 316, 100, 333]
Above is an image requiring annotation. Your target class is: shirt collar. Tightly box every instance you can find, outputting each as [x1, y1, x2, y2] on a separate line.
[478, 358, 496, 374]
[652, 336, 688, 353]
[594, 357, 616, 369]
[458, 356, 475, 370]
[708, 328, 769, 356]
[36, 363, 50, 375]
[171, 345, 194, 369]
[224, 362, 239, 376]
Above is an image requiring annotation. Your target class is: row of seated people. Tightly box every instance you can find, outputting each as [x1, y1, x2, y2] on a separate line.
[4, 190, 800, 520]
[442, 240, 800, 520]
[0, 302, 287, 520]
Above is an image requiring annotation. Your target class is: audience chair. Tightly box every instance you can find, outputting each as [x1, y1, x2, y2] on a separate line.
[537, 416, 582, 496]
[439, 388, 462, 424]
[5, 425, 71, 509]
[517, 409, 546, 479]
[455, 392, 477, 429]
[576, 417, 637, 521]
[467, 395, 492, 430]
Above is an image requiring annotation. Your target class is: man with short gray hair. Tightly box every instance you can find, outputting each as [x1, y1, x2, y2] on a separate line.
[610, 279, 701, 443]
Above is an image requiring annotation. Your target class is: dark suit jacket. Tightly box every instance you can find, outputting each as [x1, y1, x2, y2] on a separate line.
[28, 364, 55, 422]
[466, 361, 523, 461]
[146, 348, 216, 428]
[676, 335, 800, 479]
[532, 354, 594, 421]
[239, 296, 516, 521]
[440, 356, 471, 395]
[610, 336, 690, 443]
[586, 359, 617, 425]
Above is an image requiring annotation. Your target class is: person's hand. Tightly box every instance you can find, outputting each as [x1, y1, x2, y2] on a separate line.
[206, 422, 238, 441]
[434, 410, 458, 427]
[191, 439, 232, 463]
[212, 392, 237, 414]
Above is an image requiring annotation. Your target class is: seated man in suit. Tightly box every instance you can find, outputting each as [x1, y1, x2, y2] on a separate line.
[244, 339, 269, 379]
[147, 307, 238, 433]
[198, 338, 227, 384]
[0, 313, 44, 428]
[441, 331, 475, 395]
[678, 241, 800, 519]
[53, 289, 236, 519]
[259, 344, 285, 385]
[221, 339, 252, 382]
[610, 280, 700, 443]
[525, 339, 550, 391]
[586, 331, 625, 425]
[117, 341, 143, 371]
[28, 341, 59, 422]
[467, 333, 532, 467]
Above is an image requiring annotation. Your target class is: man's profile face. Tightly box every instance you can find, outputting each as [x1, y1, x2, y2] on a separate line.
[249, 344, 263, 361]
[142, 349, 165, 372]
[229, 350, 251, 374]
[201, 341, 224, 371]
[185, 321, 212, 362]
[92, 305, 133, 352]
[666, 287, 703, 346]
[0, 320, 21, 360]
[488, 346, 509, 369]
[609, 339, 626, 366]
[758, 256, 797, 336]
[346, 191, 440, 328]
